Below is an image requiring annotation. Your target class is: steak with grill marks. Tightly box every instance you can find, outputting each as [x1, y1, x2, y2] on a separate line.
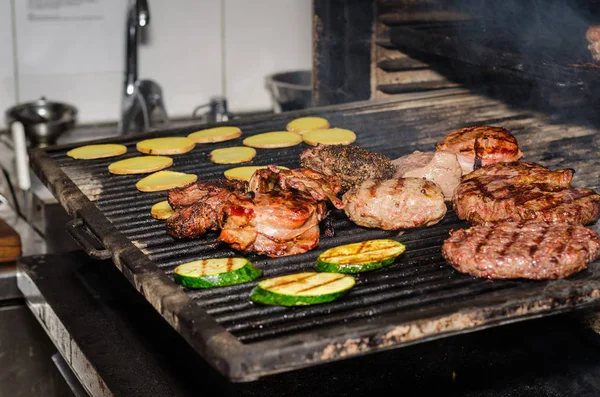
[436, 126, 524, 174]
[299, 144, 396, 192]
[442, 221, 600, 279]
[342, 177, 447, 230]
[454, 162, 600, 225]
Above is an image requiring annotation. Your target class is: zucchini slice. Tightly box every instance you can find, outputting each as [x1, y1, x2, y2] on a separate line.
[174, 258, 262, 288]
[315, 239, 405, 273]
[250, 272, 355, 306]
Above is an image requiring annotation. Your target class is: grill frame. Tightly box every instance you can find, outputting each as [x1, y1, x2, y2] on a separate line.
[29, 89, 600, 382]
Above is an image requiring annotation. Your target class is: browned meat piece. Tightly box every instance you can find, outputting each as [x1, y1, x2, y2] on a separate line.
[393, 150, 462, 201]
[442, 221, 600, 280]
[299, 144, 396, 192]
[168, 179, 245, 208]
[166, 179, 246, 239]
[248, 165, 344, 208]
[462, 161, 573, 187]
[166, 203, 219, 239]
[343, 177, 447, 230]
[436, 126, 524, 174]
[454, 162, 600, 225]
[218, 191, 326, 257]
[587, 25, 600, 62]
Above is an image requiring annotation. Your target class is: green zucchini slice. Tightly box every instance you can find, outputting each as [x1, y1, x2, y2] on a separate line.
[250, 272, 355, 306]
[174, 257, 262, 288]
[315, 239, 406, 273]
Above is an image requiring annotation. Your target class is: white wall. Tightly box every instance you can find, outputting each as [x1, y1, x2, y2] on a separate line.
[0, 0, 312, 129]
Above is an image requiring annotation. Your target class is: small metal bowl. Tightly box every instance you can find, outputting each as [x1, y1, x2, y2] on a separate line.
[5, 97, 78, 147]
[265, 70, 313, 113]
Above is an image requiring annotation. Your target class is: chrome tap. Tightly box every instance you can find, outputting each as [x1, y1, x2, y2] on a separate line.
[119, 0, 169, 135]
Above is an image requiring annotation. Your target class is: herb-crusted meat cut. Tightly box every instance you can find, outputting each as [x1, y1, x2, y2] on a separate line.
[299, 144, 396, 191]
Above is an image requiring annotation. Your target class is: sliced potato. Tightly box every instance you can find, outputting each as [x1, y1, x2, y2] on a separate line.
[210, 146, 256, 164]
[151, 200, 175, 219]
[224, 165, 289, 182]
[286, 117, 330, 134]
[67, 144, 127, 160]
[108, 156, 173, 175]
[242, 131, 302, 149]
[136, 171, 197, 192]
[136, 137, 195, 155]
[188, 126, 242, 143]
[302, 128, 357, 146]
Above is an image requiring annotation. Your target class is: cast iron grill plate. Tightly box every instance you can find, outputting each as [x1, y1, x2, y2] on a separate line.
[30, 89, 600, 382]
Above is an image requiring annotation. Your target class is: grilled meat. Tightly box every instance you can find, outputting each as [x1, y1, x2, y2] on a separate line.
[587, 25, 600, 62]
[166, 202, 220, 239]
[462, 161, 573, 186]
[168, 179, 245, 208]
[166, 179, 245, 239]
[299, 144, 396, 192]
[248, 165, 344, 208]
[393, 150, 462, 201]
[442, 221, 600, 280]
[218, 191, 326, 257]
[454, 162, 600, 225]
[343, 177, 446, 230]
[436, 126, 524, 174]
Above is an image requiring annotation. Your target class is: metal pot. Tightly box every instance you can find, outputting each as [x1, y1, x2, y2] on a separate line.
[265, 70, 313, 113]
[5, 97, 78, 148]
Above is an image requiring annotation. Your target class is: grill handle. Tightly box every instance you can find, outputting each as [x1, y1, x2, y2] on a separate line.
[66, 218, 112, 260]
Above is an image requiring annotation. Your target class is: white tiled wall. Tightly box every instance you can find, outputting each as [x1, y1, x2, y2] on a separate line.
[0, 0, 311, 129]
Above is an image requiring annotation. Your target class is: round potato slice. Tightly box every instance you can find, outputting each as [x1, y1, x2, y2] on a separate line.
[210, 146, 256, 164]
[188, 126, 242, 143]
[67, 144, 127, 160]
[242, 131, 302, 149]
[286, 117, 330, 134]
[108, 156, 173, 175]
[136, 137, 195, 155]
[224, 165, 289, 182]
[151, 200, 174, 220]
[136, 171, 197, 192]
[302, 128, 357, 146]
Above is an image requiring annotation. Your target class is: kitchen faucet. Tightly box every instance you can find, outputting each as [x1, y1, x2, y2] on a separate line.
[119, 0, 169, 135]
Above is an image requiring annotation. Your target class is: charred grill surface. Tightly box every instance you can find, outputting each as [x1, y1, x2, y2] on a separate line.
[442, 221, 600, 279]
[31, 90, 600, 380]
[454, 162, 600, 225]
[300, 144, 396, 191]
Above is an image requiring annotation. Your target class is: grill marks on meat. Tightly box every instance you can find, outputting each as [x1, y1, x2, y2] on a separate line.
[343, 177, 447, 230]
[167, 179, 246, 208]
[218, 191, 326, 257]
[454, 162, 600, 225]
[299, 144, 396, 192]
[436, 126, 524, 174]
[166, 180, 245, 239]
[393, 150, 462, 201]
[442, 221, 600, 279]
[587, 25, 600, 62]
[165, 168, 341, 257]
[248, 165, 343, 208]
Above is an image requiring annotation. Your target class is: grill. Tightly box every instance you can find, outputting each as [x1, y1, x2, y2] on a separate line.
[30, 89, 600, 382]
